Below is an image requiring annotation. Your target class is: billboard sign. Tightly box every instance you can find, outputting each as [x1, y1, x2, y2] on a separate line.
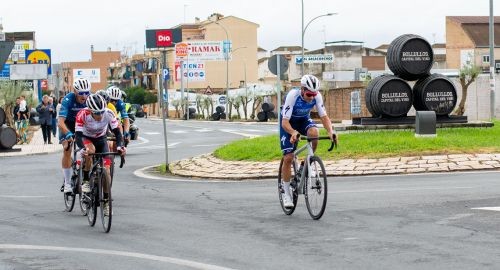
[73, 68, 101, 83]
[9, 63, 48, 80]
[7, 40, 34, 64]
[295, 54, 334, 64]
[175, 41, 229, 61]
[26, 49, 52, 74]
[175, 61, 206, 82]
[145, 29, 182, 49]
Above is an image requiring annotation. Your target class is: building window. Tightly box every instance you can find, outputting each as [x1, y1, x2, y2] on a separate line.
[483, 55, 490, 64]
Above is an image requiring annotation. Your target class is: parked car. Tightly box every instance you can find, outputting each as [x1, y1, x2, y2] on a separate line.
[129, 104, 145, 118]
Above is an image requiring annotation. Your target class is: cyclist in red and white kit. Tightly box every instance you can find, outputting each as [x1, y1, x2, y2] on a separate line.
[75, 94, 125, 216]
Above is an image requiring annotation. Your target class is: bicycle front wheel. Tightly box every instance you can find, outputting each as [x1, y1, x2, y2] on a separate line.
[305, 156, 328, 220]
[99, 170, 112, 233]
[87, 180, 98, 227]
[63, 179, 76, 212]
[278, 157, 298, 215]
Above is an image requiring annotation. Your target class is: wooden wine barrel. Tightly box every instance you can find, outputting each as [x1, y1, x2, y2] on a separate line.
[0, 107, 6, 125]
[365, 75, 413, 118]
[215, 105, 225, 113]
[413, 74, 457, 116]
[0, 126, 17, 149]
[261, 102, 275, 112]
[211, 112, 221, 121]
[387, 34, 434, 81]
[257, 111, 268, 122]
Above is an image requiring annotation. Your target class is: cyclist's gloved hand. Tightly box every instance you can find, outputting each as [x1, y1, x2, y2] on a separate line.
[117, 146, 127, 156]
[65, 131, 74, 141]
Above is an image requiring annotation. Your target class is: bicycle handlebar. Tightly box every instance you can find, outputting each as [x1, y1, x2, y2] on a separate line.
[299, 136, 337, 152]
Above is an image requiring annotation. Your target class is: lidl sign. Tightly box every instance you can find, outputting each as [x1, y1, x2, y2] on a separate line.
[26, 49, 51, 74]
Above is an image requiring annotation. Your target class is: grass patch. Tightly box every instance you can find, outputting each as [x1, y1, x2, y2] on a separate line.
[214, 120, 500, 161]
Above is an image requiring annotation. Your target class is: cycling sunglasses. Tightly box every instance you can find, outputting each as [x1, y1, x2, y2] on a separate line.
[304, 90, 317, 97]
[78, 91, 90, 96]
[92, 110, 105, 115]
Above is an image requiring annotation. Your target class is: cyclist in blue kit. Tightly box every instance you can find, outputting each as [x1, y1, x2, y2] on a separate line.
[59, 78, 91, 193]
[279, 74, 337, 208]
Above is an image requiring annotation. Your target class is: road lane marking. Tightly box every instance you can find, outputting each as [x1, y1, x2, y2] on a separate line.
[471, 207, 500, 211]
[143, 132, 160, 135]
[0, 196, 48, 198]
[330, 186, 473, 194]
[0, 244, 235, 270]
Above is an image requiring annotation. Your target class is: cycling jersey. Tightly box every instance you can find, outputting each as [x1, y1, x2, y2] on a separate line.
[114, 99, 129, 119]
[59, 92, 87, 121]
[107, 103, 119, 118]
[75, 108, 120, 138]
[279, 88, 327, 155]
[281, 88, 327, 120]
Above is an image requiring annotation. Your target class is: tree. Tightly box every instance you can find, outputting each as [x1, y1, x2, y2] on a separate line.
[232, 95, 243, 120]
[0, 81, 30, 127]
[124, 86, 157, 105]
[454, 63, 480, 116]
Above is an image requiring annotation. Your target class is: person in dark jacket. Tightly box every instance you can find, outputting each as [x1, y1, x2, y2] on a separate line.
[36, 95, 55, 144]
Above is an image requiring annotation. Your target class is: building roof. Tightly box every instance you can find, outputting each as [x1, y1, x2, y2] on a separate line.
[258, 57, 269, 64]
[447, 16, 500, 47]
[375, 44, 390, 50]
[258, 47, 267, 52]
[432, 43, 446, 48]
[271, 46, 304, 52]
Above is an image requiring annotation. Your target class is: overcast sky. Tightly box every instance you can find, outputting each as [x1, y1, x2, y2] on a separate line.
[1, 0, 497, 63]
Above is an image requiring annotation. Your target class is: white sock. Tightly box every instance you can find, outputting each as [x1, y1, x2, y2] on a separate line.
[63, 168, 72, 185]
[283, 181, 291, 196]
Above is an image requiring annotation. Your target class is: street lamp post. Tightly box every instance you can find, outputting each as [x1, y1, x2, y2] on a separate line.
[301, 2, 336, 76]
[214, 21, 230, 118]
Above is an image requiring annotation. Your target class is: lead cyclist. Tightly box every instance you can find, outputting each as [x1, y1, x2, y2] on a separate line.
[279, 74, 337, 208]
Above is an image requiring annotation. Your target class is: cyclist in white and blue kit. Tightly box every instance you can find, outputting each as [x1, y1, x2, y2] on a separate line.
[279, 74, 337, 208]
[59, 78, 90, 193]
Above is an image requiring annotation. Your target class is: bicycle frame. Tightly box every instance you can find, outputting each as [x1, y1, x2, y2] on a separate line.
[292, 136, 335, 194]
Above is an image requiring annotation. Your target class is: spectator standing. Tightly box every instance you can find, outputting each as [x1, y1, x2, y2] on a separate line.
[12, 97, 21, 141]
[56, 96, 63, 137]
[143, 105, 148, 118]
[36, 95, 54, 144]
[17, 95, 30, 144]
[49, 96, 57, 137]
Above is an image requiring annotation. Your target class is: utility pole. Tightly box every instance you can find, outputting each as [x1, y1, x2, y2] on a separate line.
[159, 49, 170, 172]
[489, 0, 496, 120]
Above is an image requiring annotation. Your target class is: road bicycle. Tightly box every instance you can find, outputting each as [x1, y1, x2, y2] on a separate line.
[81, 151, 124, 233]
[61, 140, 86, 214]
[278, 136, 335, 220]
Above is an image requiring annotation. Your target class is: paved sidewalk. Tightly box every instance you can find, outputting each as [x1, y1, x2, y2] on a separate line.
[169, 153, 500, 180]
[0, 126, 61, 158]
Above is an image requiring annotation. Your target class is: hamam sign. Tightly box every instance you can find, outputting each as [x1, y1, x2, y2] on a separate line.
[175, 41, 229, 61]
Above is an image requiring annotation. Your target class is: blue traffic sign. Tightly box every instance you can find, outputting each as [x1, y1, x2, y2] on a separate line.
[163, 68, 170, 80]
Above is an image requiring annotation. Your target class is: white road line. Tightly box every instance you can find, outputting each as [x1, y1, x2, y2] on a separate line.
[143, 132, 160, 135]
[219, 129, 259, 138]
[171, 130, 188, 134]
[195, 128, 214, 132]
[131, 142, 180, 150]
[129, 136, 149, 147]
[330, 186, 473, 194]
[0, 196, 47, 198]
[192, 144, 221, 147]
[0, 244, 235, 270]
[471, 207, 500, 212]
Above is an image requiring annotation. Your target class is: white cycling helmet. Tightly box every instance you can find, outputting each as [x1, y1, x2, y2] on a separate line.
[86, 94, 107, 113]
[300, 74, 320, 92]
[73, 78, 91, 93]
[107, 86, 122, 100]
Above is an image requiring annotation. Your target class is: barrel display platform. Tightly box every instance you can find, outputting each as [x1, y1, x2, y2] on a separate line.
[352, 115, 467, 125]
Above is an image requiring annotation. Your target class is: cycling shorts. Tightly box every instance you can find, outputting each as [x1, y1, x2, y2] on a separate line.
[279, 115, 317, 155]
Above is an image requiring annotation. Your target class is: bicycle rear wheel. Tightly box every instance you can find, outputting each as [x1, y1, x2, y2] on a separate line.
[305, 156, 328, 220]
[99, 170, 112, 233]
[77, 167, 87, 216]
[278, 157, 298, 215]
[86, 178, 98, 227]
